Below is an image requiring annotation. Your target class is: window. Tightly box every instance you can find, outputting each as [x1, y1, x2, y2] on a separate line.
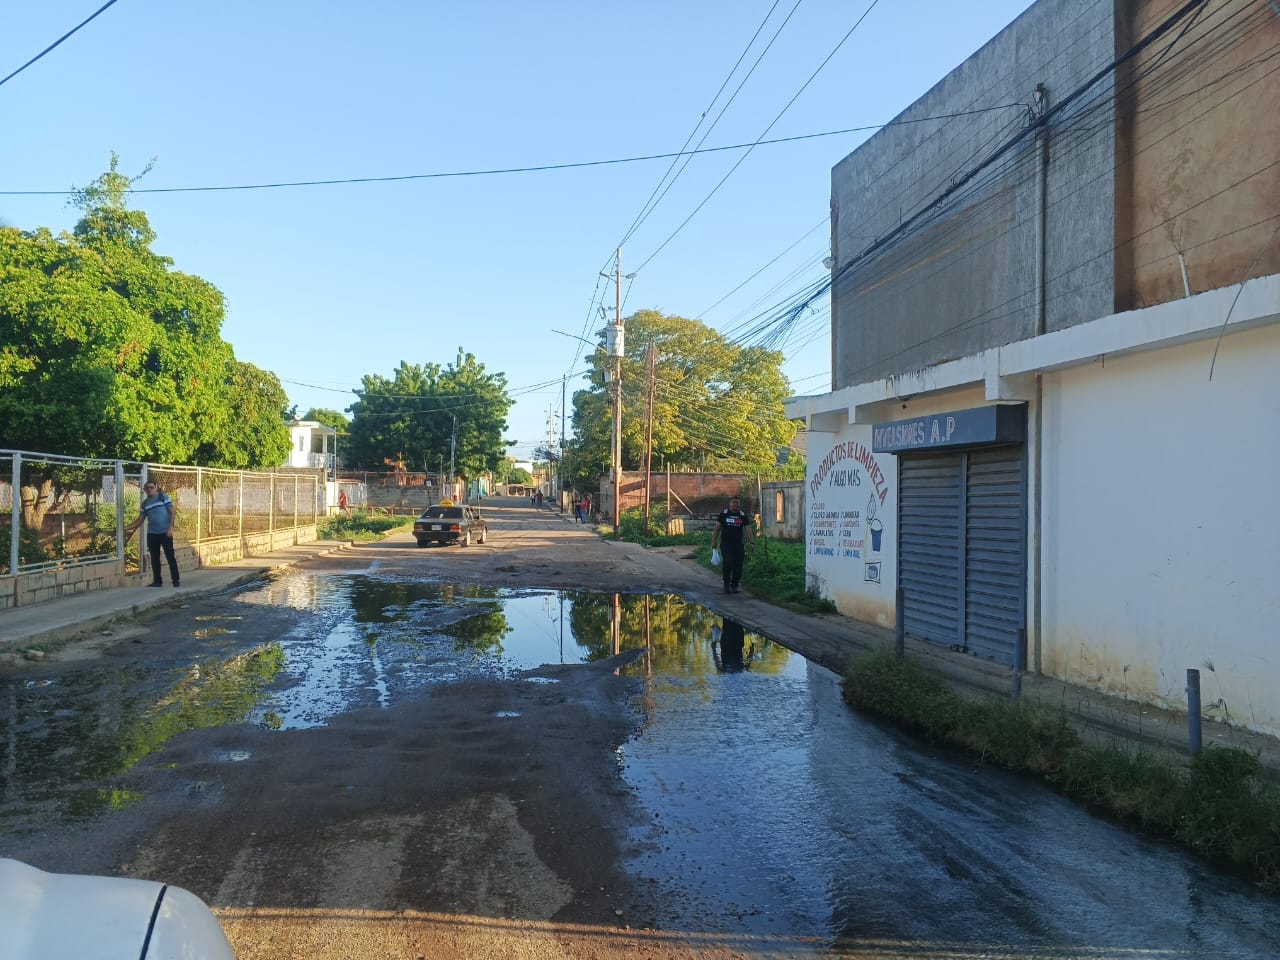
[775, 490, 785, 524]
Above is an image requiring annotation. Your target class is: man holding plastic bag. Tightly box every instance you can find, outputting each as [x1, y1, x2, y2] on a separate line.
[710, 495, 755, 594]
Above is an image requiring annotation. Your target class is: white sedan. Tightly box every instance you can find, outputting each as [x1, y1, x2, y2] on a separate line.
[0, 858, 234, 959]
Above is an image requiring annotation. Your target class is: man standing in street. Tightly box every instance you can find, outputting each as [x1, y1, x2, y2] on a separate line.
[710, 495, 755, 594]
[130, 480, 180, 587]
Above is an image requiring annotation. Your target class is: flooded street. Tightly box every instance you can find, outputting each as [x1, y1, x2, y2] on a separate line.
[3, 568, 1278, 958]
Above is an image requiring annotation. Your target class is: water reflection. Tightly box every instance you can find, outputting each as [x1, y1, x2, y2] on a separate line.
[0, 645, 283, 823]
[712, 619, 753, 672]
[0, 574, 784, 829]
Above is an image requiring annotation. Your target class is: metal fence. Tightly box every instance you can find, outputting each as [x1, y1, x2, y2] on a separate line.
[2, 449, 321, 578]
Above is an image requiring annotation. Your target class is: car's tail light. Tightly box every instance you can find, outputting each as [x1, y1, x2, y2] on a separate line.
[449, 524, 461, 532]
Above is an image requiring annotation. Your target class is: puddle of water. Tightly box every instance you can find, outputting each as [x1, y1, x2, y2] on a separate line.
[192, 627, 237, 639]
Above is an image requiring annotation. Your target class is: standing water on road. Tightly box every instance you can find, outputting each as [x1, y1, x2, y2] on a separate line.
[1, 570, 1277, 957]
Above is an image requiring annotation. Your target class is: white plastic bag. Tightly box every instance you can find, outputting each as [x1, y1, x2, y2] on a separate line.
[711, 548, 721, 566]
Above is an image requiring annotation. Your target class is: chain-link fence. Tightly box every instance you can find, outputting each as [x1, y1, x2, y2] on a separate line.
[1, 450, 141, 576]
[144, 465, 320, 542]
[2, 450, 321, 578]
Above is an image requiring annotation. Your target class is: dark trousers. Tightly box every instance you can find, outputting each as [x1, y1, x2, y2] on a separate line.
[721, 541, 745, 588]
[147, 532, 180, 584]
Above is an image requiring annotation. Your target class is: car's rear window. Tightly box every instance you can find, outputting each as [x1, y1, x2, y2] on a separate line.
[422, 507, 464, 519]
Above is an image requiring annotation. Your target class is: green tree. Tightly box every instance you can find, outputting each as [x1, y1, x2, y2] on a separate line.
[0, 156, 289, 466]
[301, 407, 350, 433]
[345, 350, 513, 477]
[0, 156, 292, 526]
[565, 310, 800, 485]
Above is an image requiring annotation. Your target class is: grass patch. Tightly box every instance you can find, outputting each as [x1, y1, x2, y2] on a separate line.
[611, 507, 834, 613]
[318, 509, 413, 542]
[842, 647, 1280, 890]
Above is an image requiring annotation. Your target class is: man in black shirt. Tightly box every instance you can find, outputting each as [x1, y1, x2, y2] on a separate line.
[711, 495, 755, 594]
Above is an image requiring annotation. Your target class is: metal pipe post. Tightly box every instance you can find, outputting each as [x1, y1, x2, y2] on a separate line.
[1186, 668, 1203, 755]
[894, 587, 905, 658]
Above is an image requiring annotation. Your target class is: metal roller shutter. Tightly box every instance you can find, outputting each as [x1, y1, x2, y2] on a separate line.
[897, 455, 962, 645]
[964, 446, 1026, 663]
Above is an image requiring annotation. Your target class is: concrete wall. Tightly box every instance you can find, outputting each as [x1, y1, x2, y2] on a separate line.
[601, 472, 757, 519]
[1115, 0, 1280, 310]
[1041, 321, 1280, 735]
[830, 0, 1115, 387]
[3, 562, 133, 609]
[804, 429, 898, 627]
[3, 525, 320, 609]
[760, 481, 805, 540]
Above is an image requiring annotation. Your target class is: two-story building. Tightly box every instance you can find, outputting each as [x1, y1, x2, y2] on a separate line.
[787, 0, 1280, 733]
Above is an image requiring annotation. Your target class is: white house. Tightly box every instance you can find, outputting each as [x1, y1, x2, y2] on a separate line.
[786, 0, 1280, 734]
[285, 420, 338, 478]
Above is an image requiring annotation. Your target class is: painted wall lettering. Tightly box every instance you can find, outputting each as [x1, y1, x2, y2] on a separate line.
[809, 441, 888, 504]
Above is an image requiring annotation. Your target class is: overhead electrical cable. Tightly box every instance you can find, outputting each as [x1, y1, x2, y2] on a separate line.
[612, 0, 789, 253]
[631, 0, 883, 275]
[0, 108, 1025, 197]
[0, 0, 121, 90]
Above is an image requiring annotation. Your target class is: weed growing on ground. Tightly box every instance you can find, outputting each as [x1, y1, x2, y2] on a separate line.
[318, 509, 413, 542]
[843, 646, 1280, 890]
[609, 508, 833, 613]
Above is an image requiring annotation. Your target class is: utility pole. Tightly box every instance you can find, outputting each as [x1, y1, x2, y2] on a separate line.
[560, 375, 567, 511]
[611, 248, 624, 538]
[643, 341, 657, 532]
[449, 413, 456, 497]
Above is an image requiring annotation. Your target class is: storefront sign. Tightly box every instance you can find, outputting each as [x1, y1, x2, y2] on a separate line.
[872, 404, 1025, 453]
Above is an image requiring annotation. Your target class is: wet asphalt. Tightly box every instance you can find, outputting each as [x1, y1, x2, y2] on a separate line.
[2, 566, 1278, 958]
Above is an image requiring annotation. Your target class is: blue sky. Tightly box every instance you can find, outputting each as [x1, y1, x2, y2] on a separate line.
[1, 1, 1031, 461]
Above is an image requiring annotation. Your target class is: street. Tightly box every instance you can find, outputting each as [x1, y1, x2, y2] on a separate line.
[2, 500, 1277, 959]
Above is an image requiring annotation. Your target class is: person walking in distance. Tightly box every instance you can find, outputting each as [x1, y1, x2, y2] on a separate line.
[130, 480, 180, 587]
[710, 495, 755, 594]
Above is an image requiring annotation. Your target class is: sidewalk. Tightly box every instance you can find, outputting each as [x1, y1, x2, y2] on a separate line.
[0, 541, 354, 662]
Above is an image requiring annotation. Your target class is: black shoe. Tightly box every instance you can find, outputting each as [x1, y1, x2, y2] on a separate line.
[723, 585, 732, 594]
[148, 581, 163, 587]
[173, 582, 180, 588]
[731, 585, 740, 593]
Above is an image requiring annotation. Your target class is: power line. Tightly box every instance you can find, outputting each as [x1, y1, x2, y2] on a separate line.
[631, 0, 883, 275]
[0, 109, 1023, 198]
[612, 0, 789, 253]
[0, 0, 121, 90]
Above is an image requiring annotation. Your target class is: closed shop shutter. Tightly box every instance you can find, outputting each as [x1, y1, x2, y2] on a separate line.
[964, 446, 1026, 663]
[897, 455, 963, 645]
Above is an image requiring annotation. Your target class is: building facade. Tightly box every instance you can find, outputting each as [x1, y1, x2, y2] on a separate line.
[787, 0, 1280, 733]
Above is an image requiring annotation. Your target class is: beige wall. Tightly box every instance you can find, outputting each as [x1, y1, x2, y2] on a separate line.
[1115, 0, 1280, 310]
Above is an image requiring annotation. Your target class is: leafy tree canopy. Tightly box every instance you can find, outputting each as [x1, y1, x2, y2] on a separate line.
[0, 154, 290, 469]
[301, 408, 350, 432]
[345, 350, 512, 477]
[566, 310, 801, 484]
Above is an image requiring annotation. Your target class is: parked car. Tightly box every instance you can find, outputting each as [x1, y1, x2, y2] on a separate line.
[413, 501, 487, 547]
[0, 857, 235, 959]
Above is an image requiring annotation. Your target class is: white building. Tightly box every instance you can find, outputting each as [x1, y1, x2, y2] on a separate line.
[787, 0, 1280, 734]
[285, 420, 338, 478]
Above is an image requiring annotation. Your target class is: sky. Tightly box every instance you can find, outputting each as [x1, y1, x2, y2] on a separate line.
[1, 0, 1032, 463]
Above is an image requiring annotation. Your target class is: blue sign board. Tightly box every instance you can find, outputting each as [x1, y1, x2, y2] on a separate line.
[872, 404, 1025, 453]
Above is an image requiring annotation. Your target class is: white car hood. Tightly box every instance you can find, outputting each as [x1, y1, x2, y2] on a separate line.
[0, 858, 234, 959]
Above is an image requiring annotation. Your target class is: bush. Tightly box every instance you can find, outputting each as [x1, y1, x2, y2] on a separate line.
[0, 524, 51, 573]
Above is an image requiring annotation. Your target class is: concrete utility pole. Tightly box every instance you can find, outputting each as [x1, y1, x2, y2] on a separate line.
[560, 374, 567, 511]
[611, 248, 623, 538]
[449, 413, 456, 494]
[643, 341, 657, 532]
